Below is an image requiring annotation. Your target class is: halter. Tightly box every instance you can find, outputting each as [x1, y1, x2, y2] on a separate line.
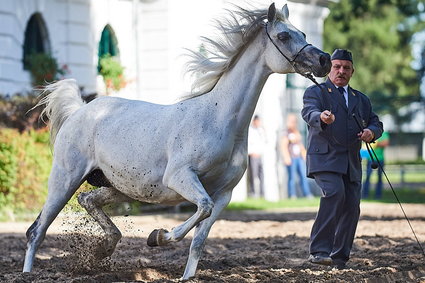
[265, 22, 312, 78]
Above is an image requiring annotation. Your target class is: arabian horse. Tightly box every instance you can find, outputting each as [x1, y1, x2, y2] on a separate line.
[24, 3, 330, 280]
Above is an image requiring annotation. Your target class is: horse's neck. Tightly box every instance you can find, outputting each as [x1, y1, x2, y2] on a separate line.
[207, 35, 271, 133]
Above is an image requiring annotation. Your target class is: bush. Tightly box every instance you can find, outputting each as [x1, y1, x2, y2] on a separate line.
[26, 52, 69, 87]
[0, 129, 52, 219]
[99, 54, 126, 93]
[0, 93, 44, 132]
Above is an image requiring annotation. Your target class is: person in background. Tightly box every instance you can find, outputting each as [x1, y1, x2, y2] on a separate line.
[301, 49, 383, 269]
[362, 131, 389, 199]
[247, 115, 266, 198]
[280, 113, 313, 199]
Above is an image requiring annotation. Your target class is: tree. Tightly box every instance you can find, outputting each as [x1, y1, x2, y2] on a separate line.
[323, 0, 423, 126]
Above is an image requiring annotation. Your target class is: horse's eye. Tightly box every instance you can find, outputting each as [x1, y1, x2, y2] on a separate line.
[277, 31, 290, 41]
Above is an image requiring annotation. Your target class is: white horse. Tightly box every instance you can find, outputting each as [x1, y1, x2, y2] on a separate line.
[24, 3, 330, 281]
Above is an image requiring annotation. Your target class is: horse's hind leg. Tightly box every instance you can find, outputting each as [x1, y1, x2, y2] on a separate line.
[77, 186, 133, 259]
[148, 168, 214, 246]
[23, 164, 85, 272]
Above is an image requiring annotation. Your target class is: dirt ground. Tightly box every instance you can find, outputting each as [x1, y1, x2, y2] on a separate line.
[1, 202, 424, 282]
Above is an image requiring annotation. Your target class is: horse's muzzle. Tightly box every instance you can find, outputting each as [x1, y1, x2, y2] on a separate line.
[295, 47, 331, 78]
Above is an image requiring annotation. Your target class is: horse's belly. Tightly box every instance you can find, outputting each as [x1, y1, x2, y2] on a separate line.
[114, 180, 185, 204]
[100, 165, 185, 204]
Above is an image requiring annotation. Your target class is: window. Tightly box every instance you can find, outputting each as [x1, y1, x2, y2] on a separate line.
[22, 13, 51, 70]
[98, 25, 119, 72]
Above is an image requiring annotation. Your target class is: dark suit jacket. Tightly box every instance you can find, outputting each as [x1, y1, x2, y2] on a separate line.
[301, 79, 383, 182]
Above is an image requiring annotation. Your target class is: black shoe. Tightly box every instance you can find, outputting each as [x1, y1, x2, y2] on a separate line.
[332, 260, 347, 270]
[308, 254, 332, 266]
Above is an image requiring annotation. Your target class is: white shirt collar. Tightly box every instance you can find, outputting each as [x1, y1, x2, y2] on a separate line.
[334, 84, 348, 93]
[334, 84, 349, 107]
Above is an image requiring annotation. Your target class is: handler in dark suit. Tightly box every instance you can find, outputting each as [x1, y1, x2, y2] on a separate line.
[301, 49, 383, 269]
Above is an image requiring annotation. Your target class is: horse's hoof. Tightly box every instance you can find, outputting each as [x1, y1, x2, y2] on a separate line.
[147, 229, 169, 247]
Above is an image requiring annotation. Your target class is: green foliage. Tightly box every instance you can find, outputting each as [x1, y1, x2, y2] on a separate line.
[0, 129, 52, 218]
[0, 141, 18, 212]
[99, 54, 126, 93]
[26, 52, 68, 87]
[324, 0, 422, 126]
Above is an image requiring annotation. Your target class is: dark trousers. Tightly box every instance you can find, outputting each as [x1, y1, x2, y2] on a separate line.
[248, 155, 264, 198]
[310, 171, 361, 263]
[362, 159, 384, 199]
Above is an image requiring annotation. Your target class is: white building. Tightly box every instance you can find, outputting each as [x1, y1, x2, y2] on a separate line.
[0, 0, 334, 201]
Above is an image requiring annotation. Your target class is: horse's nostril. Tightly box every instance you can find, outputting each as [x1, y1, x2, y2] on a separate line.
[319, 53, 331, 67]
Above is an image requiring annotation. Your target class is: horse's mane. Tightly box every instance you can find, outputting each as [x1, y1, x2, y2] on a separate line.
[184, 5, 268, 98]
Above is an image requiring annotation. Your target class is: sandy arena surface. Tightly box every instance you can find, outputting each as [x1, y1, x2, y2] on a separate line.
[1, 202, 424, 282]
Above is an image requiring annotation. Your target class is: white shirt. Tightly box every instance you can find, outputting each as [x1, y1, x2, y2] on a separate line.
[248, 126, 266, 155]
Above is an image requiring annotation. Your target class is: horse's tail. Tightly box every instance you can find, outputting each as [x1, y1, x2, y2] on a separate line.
[36, 79, 85, 146]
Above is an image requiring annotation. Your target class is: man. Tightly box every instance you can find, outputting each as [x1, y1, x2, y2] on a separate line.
[301, 49, 383, 269]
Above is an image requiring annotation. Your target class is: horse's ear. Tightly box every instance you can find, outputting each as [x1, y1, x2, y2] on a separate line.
[267, 3, 276, 23]
[282, 4, 289, 19]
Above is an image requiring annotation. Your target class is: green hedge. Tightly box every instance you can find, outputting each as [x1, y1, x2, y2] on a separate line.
[0, 129, 52, 220]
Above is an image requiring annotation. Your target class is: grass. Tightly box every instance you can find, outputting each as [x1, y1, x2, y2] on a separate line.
[366, 164, 425, 184]
[368, 171, 425, 184]
[226, 187, 425, 211]
[227, 197, 320, 211]
[362, 187, 425, 204]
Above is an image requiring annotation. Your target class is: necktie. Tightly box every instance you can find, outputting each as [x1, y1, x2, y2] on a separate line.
[338, 87, 347, 106]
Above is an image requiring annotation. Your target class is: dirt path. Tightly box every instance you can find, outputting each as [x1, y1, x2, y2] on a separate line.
[1, 203, 424, 282]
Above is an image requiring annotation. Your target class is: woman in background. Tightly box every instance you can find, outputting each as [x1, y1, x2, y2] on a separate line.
[280, 113, 313, 199]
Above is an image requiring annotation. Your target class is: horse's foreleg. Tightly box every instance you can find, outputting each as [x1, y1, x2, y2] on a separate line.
[181, 189, 232, 281]
[148, 169, 214, 246]
[23, 165, 84, 272]
[77, 186, 133, 259]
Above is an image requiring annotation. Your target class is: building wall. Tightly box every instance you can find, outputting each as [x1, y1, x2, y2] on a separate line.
[62, 0, 96, 92]
[0, 0, 97, 94]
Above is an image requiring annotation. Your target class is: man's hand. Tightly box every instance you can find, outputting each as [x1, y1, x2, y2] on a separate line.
[358, 128, 375, 143]
[320, 110, 335, 125]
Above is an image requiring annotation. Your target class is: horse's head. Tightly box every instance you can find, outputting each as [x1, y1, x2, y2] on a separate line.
[264, 3, 331, 78]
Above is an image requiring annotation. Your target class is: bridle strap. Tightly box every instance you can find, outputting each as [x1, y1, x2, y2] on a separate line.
[265, 23, 311, 66]
[265, 22, 324, 95]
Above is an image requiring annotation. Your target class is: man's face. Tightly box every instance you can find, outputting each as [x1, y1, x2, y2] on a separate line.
[328, 59, 354, 87]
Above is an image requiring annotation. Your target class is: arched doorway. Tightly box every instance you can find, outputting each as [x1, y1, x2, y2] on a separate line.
[98, 24, 119, 72]
[22, 13, 51, 70]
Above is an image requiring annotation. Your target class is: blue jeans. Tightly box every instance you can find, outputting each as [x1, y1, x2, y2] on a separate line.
[362, 159, 384, 199]
[287, 157, 311, 197]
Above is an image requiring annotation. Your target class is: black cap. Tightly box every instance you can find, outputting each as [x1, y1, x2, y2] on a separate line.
[331, 49, 353, 63]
